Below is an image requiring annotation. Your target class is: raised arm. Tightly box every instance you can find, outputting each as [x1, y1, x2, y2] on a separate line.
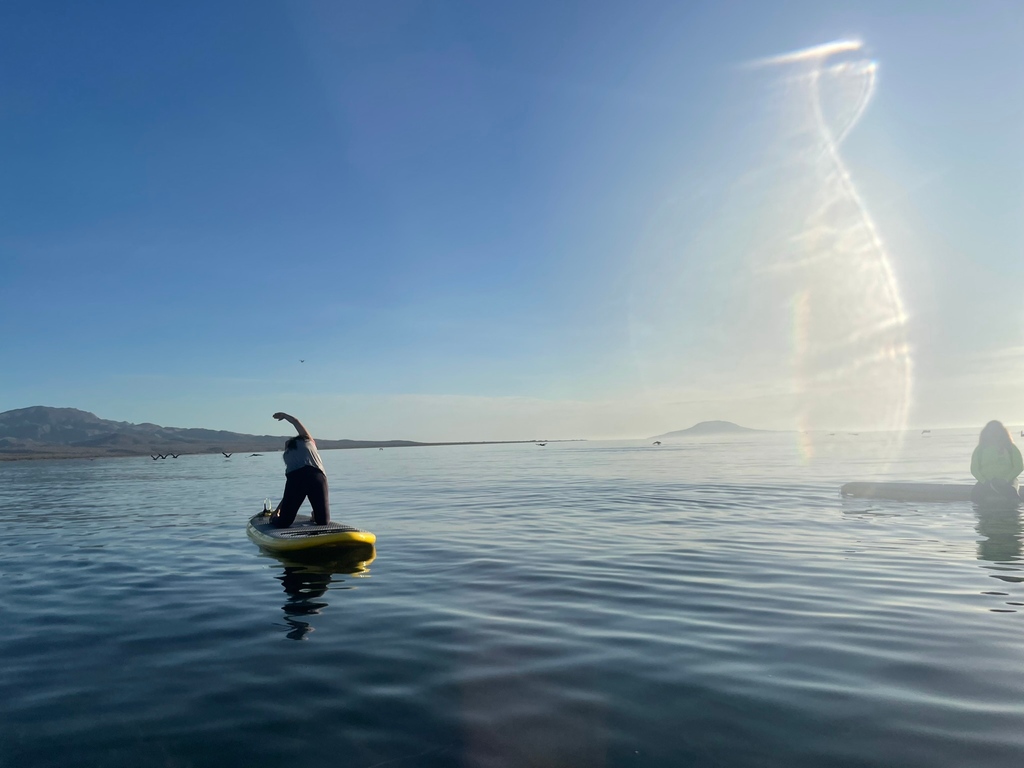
[273, 412, 311, 439]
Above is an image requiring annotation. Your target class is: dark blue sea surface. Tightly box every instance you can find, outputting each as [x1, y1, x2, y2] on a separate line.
[3, 432, 1024, 767]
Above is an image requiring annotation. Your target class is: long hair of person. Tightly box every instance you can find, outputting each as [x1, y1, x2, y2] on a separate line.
[979, 420, 1013, 450]
[285, 437, 299, 452]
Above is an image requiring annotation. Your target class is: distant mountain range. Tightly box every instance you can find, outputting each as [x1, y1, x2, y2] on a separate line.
[651, 421, 767, 439]
[0, 406, 466, 461]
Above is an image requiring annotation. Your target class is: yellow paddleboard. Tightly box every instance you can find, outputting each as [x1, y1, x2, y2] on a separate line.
[247, 512, 376, 553]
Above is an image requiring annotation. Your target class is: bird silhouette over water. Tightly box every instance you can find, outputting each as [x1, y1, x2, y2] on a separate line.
[652, 441, 662, 446]
[170, 454, 179, 458]
[222, 452, 232, 458]
[299, 359, 305, 363]
[248, 453, 262, 457]
[536, 443, 547, 446]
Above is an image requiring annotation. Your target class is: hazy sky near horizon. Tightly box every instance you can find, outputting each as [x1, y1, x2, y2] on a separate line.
[2, 1, 1023, 441]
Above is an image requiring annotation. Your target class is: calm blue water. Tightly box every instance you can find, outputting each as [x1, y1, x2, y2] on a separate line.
[3, 431, 1024, 768]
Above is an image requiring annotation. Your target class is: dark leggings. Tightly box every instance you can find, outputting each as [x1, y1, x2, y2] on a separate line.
[272, 466, 330, 527]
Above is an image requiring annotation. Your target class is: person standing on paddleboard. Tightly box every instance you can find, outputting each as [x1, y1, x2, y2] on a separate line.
[970, 420, 1023, 504]
[268, 412, 331, 528]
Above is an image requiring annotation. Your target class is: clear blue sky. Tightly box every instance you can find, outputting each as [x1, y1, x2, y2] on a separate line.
[2, 1, 1022, 440]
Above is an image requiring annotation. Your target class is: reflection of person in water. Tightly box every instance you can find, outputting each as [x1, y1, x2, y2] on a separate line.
[279, 566, 333, 641]
[268, 551, 374, 640]
[975, 505, 1023, 566]
[970, 421, 1023, 505]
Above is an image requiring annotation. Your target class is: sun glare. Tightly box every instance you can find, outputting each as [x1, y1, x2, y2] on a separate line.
[627, 40, 912, 456]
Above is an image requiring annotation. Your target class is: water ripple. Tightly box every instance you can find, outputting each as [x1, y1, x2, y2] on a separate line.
[2, 435, 1024, 766]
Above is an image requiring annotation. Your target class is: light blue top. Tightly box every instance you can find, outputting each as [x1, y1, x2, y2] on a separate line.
[282, 437, 325, 475]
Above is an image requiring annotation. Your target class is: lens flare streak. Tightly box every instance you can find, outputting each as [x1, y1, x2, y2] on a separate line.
[768, 41, 912, 452]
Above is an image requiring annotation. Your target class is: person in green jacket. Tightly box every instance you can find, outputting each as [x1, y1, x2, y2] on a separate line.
[970, 420, 1023, 504]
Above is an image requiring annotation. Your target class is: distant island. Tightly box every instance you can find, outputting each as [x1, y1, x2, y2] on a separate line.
[651, 421, 768, 440]
[0, 406, 574, 461]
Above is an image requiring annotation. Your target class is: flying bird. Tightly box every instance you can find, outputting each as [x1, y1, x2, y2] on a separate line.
[222, 452, 233, 458]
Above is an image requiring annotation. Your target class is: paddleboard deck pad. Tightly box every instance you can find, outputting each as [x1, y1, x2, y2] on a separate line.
[247, 512, 376, 552]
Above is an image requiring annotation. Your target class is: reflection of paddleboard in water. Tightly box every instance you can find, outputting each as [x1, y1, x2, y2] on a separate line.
[264, 552, 376, 640]
[247, 512, 376, 552]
